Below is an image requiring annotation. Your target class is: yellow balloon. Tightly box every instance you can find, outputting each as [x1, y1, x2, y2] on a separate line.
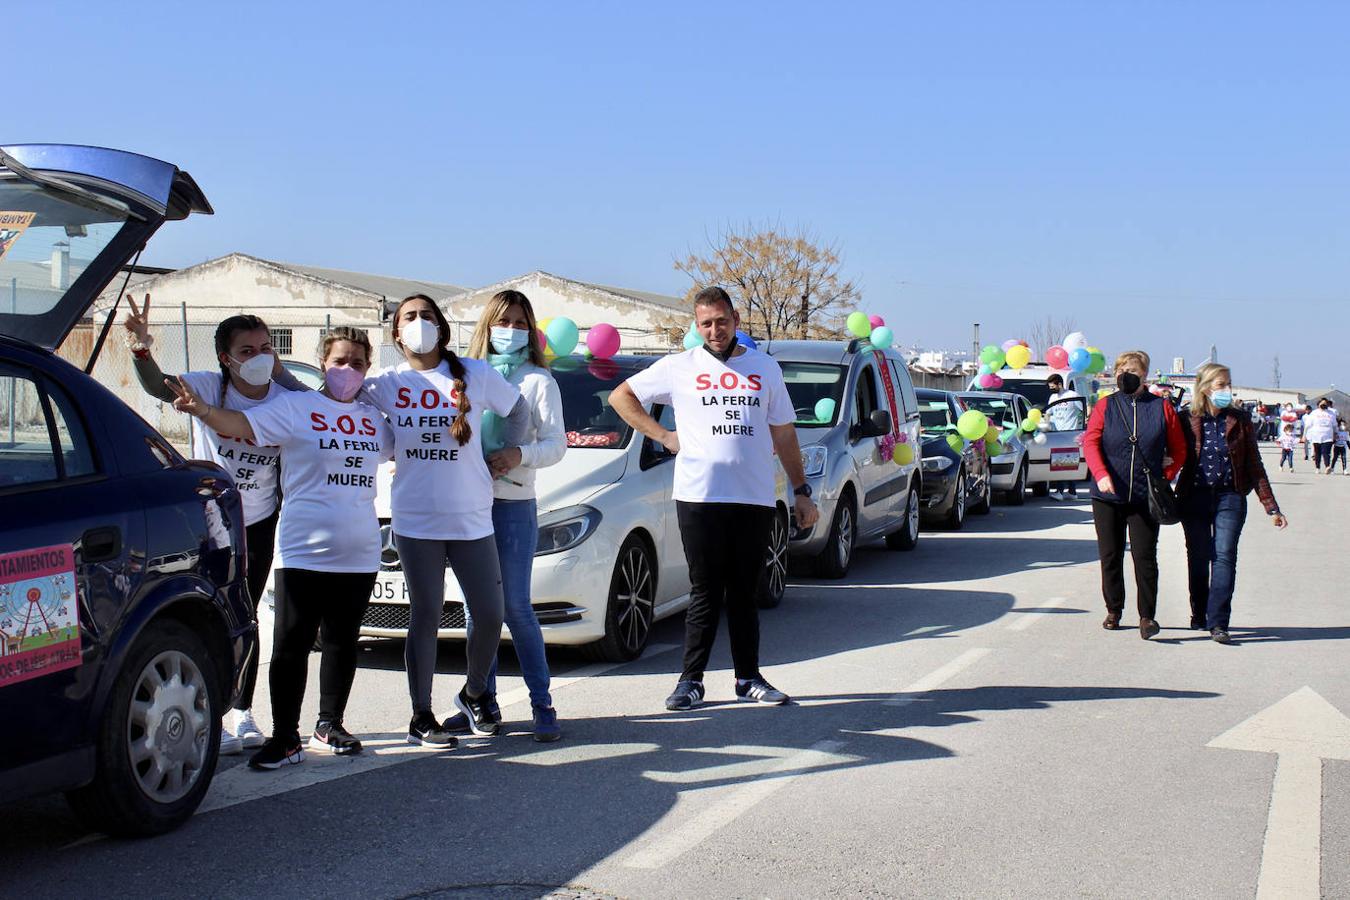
[892, 443, 914, 465]
[1027, 408, 1042, 424]
[1006, 345, 1032, 370]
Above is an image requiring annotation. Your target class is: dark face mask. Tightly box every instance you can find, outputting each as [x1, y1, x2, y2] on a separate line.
[702, 334, 739, 363]
[1116, 372, 1142, 395]
[1320, 404, 1330, 411]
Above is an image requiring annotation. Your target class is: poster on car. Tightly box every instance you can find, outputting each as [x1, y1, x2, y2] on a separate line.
[1049, 448, 1081, 472]
[0, 544, 81, 688]
[0, 210, 36, 264]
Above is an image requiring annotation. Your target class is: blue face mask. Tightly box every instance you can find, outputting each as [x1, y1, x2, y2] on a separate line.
[1211, 390, 1233, 409]
[490, 326, 529, 355]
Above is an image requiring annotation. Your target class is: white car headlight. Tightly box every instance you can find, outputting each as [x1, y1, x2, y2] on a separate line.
[922, 456, 954, 473]
[800, 444, 828, 478]
[536, 505, 603, 556]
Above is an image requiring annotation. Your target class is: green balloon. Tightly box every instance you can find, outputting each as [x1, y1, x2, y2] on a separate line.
[846, 311, 872, 338]
[979, 345, 1006, 369]
[1087, 350, 1106, 374]
[956, 409, 989, 441]
[946, 433, 965, 453]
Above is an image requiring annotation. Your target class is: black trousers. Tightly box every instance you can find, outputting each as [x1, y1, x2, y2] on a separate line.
[1091, 499, 1161, 620]
[269, 568, 375, 739]
[237, 509, 279, 710]
[676, 501, 772, 682]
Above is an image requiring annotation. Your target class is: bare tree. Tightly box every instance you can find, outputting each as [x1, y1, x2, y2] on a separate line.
[1024, 315, 1079, 359]
[675, 224, 861, 342]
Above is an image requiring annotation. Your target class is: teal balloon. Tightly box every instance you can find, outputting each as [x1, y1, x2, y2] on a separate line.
[869, 326, 894, 349]
[814, 397, 836, 422]
[545, 317, 579, 357]
[683, 329, 704, 350]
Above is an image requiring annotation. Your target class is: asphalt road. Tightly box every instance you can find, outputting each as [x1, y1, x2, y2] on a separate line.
[4, 447, 1348, 899]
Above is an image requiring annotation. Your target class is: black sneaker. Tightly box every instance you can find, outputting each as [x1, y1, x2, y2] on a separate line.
[665, 680, 705, 711]
[1211, 628, 1233, 644]
[735, 677, 790, 705]
[309, 720, 362, 755]
[248, 734, 305, 770]
[483, 691, 503, 725]
[1189, 615, 1206, 630]
[408, 711, 458, 747]
[454, 688, 500, 736]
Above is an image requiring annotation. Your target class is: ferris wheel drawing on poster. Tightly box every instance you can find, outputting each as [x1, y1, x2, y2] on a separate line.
[0, 573, 75, 641]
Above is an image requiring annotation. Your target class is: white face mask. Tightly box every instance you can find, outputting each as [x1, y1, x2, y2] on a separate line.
[401, 317, 441, 355]
[491, 326, 529, 355]
[229, 353, 274, 387]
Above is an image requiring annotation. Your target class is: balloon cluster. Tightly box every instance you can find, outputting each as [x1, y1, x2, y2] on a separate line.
[845, 311, 894, 350]
[1045, 332, 1106, 376]
[974, 331, 1106, 392]
[536, 317, 624, 361]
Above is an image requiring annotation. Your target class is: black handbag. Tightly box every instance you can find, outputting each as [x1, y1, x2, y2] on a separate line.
[1113, 397, 1181, 525]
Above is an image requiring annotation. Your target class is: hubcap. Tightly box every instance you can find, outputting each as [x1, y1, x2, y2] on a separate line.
[766, 513, 788, 598]
[126, 650, 210, 804]
[907, 490, 919, 538]
[955, 475, 966, 522]
[614, 546, 654, 653]
[837, 505, 854, 566]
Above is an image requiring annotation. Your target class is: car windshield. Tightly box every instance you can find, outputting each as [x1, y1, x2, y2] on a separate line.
[958, 396, 1019, 429]
[1002, 380, 1052, 409]
[780, 362, 847, 426]
[550, 358, 643, 448]
[919, 400, 954, 435]
[0, 179, 132, 318]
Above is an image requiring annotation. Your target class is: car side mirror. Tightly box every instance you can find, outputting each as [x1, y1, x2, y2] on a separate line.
[858, 409, 892, 439]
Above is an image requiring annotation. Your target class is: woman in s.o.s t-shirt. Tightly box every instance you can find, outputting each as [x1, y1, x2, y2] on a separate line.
[171, 326, 392, 771]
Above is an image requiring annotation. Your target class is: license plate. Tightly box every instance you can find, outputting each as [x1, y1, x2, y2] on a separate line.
[370, 572, 408, 603]
[1050, 448, 1080, 472]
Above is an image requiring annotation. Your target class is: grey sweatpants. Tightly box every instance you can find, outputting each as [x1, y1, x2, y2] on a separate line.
[394, 533, 504, 711]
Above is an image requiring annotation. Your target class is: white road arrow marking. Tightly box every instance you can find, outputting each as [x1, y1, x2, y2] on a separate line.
[1207, 686, 1350, 900]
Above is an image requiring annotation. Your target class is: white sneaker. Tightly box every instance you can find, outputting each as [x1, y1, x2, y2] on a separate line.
[1050, 492, 1064, 502]
[232, 708, 265, 748]
[219, 731, 243, 756]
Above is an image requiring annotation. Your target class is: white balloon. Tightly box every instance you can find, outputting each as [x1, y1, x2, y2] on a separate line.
[1032, 432, 1048, 445]
[1062, 331, 1088, 352]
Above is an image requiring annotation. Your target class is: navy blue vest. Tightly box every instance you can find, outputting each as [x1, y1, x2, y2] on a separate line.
[1090, 392, 1168, 505]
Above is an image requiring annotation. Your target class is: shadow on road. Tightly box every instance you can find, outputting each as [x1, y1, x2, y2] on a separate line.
[0, 682, 1221, 898]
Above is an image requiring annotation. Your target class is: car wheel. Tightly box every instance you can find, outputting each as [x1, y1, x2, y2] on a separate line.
[1031, 481, 1050, 498]
[65, 620, 221, 837]
[815, 492, 855, 579]
[757, 506, 790, 609]
[580, 534, 656, 663]
[885, 484, 921, 551]
[945, 470, 967, 530]
[971, 471, 993, 515]
[1006, 463, 1027, 506]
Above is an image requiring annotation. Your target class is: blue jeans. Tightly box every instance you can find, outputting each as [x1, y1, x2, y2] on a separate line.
[1181, 488, 1247, 631]
[465, 499, 552, 708]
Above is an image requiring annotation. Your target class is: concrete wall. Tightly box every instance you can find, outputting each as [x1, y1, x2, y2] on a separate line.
[442, 272, 685, 354]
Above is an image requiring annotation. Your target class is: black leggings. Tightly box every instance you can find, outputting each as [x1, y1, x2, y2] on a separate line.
[1091, 499, 1161, 620]
[676, 501, 772, 682]
[269, 568, 376, 739]
[1334, 445, 1347, 471]
[237, 509, 279, 710]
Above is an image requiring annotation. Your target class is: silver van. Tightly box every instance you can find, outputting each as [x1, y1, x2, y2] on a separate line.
[765, 340, 923, 578]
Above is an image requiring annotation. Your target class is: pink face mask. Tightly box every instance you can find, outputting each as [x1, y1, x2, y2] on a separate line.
[323, 365, 365, 401]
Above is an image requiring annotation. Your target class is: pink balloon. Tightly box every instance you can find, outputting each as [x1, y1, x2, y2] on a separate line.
[586, 323, 621, 359]
[978, 373, 996, 388]
[989, 374, 1004, 389]
[1046, 346, 1070, 369]
[868, 314, 885, 328]
[536, 329, 550, 353]
[1001, 339, 1020, 351]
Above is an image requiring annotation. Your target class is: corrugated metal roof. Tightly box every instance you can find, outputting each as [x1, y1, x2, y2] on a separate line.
[262, 258, 466, 302]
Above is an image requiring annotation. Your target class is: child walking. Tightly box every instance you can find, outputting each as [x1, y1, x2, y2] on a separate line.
[1277, 423, 1297, 472]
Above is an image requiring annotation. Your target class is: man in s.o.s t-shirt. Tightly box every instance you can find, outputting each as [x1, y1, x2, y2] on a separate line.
[611, 286, 819, 712]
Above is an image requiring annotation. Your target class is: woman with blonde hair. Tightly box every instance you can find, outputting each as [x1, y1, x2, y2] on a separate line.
[1176, 363, 1288, 643]
[452, 289, 567, 741]
[1082, 350, 1188, 639]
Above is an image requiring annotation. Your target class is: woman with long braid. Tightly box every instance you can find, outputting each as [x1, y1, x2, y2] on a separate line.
[362, 295, 529, 744]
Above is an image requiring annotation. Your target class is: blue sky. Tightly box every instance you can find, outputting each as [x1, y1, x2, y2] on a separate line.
[11, 2, 1349, 388]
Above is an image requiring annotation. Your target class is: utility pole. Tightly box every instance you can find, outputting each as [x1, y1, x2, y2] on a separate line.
[972, 323, 980, 363]
[1273, 355, 1282, 388]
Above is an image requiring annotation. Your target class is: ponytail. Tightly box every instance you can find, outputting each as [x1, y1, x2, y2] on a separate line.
[445, 349, 472, 446]
[214, 314, 270, 406]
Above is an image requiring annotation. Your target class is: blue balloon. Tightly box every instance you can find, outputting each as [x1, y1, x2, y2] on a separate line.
[735, 330, 757, 350]
[1068, 347, 1091, 373]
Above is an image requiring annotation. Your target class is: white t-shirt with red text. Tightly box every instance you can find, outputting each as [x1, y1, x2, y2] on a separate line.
[625, 346, 794, 507]
[244, 392, 393, 572]
[177, 371, 283, 526]
[363, 358, 521, 541]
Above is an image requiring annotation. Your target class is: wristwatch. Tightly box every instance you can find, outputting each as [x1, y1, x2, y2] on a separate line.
[793, 483, 812, 498]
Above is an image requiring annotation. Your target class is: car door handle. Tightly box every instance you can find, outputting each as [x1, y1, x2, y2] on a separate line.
[80, 527, 122, 564]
